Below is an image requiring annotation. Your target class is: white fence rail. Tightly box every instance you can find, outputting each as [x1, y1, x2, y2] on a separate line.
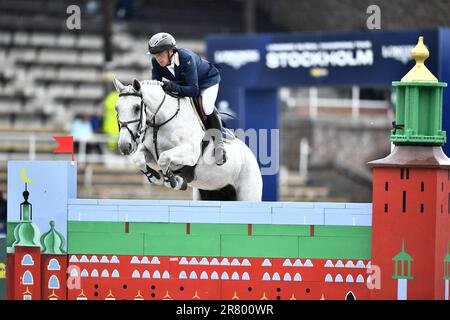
[282, 86, 391, 120]
[0, 132, 132, 166]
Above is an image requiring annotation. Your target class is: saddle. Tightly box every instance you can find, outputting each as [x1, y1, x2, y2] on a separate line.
[191, 96, 208, 130]
[190, 96, 235, 141]
[169, 96, 235, 183]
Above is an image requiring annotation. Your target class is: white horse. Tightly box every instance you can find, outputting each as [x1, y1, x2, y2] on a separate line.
[113, 78, 263, 201]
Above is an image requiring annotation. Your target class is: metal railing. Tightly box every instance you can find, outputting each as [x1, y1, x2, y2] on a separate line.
[282, 86, 391, 120]
[0, 132, 132, 166]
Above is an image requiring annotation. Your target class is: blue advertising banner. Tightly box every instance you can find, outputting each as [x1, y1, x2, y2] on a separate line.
[208, 29, 439, 88]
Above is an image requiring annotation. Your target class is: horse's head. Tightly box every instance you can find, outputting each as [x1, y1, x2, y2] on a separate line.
[113, 77, 147, 155]
[114, 77, 170, 155]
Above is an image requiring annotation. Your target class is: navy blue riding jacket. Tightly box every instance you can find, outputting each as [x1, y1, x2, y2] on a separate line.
[151, 48, 220, 97]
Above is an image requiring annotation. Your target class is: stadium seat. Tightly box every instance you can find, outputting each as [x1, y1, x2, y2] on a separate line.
[30, 33, 57, 47]
[0, 32, 11, 45]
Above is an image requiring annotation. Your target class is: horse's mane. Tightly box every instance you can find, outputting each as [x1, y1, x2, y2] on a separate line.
[140, 80, 161, 86]
[119, 80, 161, 95]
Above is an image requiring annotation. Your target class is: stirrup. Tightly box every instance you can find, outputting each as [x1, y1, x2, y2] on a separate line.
[216, 148, 227, 166]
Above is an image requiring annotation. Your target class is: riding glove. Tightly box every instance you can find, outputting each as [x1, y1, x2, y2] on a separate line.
[162, 80, 176, 92]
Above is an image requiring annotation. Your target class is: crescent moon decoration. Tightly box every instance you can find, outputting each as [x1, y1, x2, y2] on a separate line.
[20, 165, 33, 184]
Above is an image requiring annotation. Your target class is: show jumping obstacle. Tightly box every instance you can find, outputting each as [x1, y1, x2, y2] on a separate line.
[5, 37, 450, 300]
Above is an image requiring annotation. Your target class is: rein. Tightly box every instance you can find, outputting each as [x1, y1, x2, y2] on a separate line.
[117, 90, 180, 160]
[149, 96, 180, 159]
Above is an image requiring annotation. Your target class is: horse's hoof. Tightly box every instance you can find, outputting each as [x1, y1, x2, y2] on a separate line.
[179, 180, 188, 190]
[142, 166, 161, 184]
[164, 173, 177, 189]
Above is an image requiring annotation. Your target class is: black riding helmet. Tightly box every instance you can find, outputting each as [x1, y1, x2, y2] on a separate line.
[147, 32, 176, 54]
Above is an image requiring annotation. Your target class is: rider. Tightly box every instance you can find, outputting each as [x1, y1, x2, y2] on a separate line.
[147, 32, 227, 165]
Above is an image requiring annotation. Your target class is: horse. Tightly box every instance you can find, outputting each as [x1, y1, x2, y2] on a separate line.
[113, 78, 263, 201]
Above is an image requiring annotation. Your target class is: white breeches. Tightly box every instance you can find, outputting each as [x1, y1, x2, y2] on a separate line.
[200, 83, 219, 116]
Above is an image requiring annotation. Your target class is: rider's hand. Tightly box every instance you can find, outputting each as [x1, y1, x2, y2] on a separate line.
[161, 80, 175, 92]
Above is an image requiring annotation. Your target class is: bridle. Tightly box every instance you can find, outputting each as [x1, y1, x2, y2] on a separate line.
[117, 90, 180, 159]
[117, 92, 147, 144]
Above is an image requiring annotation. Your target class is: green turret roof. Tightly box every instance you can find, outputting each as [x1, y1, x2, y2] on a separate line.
[392, 240, 413, 262]
[41, 221, 66, 254]
[12, 188, 41, 249]
[12, 221, 41, 248]
[392, 240, 414, 280]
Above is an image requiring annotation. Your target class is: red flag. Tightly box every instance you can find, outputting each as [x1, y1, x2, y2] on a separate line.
[53, 136, 74, 161]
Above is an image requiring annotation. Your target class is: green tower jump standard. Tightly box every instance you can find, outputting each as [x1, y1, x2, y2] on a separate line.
[391, 36, 447, 145]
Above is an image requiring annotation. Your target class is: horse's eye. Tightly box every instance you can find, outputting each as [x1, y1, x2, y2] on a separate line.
[134, 106, 140, 113]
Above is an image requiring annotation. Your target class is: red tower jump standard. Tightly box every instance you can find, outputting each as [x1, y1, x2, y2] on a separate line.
[369, 37, 450, 300]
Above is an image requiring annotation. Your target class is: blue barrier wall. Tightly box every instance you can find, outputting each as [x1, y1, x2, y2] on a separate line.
[68, 199, 372, 226]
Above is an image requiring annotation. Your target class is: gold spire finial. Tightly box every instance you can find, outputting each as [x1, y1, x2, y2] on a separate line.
[412, 36, 429, 63]
[401, 36, 438, 83]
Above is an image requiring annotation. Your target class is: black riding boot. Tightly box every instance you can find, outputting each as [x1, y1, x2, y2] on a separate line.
[205, 111, 227, 165]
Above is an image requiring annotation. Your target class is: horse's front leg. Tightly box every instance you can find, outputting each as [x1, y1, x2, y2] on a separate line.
[158, 144, 199, 190]
[162, 170, 188, 190]
[130, 144, 164, 186]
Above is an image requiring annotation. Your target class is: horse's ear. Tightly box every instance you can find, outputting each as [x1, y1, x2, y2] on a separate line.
[113, 77, 125, 92]
[132, 79, 141, 92]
